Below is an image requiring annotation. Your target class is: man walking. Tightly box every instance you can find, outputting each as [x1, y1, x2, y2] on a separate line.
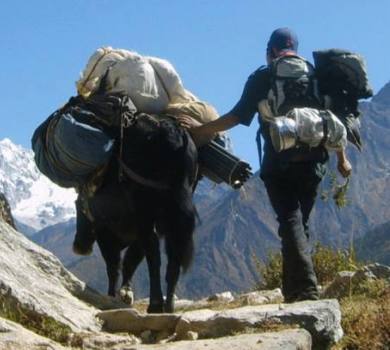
[179, 27, 351, 302]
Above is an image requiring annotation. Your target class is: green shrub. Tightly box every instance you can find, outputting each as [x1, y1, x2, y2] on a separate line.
[312, 243, 361, 285]
[253, 250, 282, 290]
[254, 243, 361, 290]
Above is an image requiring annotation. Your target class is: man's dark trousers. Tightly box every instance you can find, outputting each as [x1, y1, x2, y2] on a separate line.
[263, 161, 322, 301]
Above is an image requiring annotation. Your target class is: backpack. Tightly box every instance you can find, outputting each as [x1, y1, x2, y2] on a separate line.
[313, 49, 373, 150]
[313, 49, 373, 101]
[264, 54, 330, 161]
[267, 54, 322, 117]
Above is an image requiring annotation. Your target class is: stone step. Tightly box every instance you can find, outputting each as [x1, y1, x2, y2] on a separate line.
[98, 299, 342, 349]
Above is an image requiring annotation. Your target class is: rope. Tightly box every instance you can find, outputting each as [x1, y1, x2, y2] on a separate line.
[77, 48, 112, 97]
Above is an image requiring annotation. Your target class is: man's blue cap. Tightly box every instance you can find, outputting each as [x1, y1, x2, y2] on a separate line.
[267, 27, 298, 53]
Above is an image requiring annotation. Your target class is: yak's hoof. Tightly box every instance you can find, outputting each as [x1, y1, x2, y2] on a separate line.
[72, 232, 94, 256]
[147, 302, 164, 314]
[72, 241, 93, 256]
[164, 301, 174, 313]
[119, 286, 134, 305]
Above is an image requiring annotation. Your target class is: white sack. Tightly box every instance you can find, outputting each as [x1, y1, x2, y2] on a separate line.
[76, 47, 195, 114]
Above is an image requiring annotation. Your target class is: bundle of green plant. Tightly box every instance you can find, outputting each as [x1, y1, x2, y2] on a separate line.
[320, 171, 350, 208]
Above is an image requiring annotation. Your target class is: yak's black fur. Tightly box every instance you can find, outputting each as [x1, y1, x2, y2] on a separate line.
[81, 114, 197, 313]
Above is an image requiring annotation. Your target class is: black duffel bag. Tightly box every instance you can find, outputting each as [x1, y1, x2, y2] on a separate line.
[31, 94, 136, 188]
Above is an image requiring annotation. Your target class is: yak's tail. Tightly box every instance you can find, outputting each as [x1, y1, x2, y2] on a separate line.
[160, 124, 197, 272]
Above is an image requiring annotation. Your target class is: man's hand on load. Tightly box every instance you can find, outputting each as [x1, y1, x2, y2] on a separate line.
[177, 115, 202, 129]
[178, 113, 241, 148]
[177, 115, 216, 147]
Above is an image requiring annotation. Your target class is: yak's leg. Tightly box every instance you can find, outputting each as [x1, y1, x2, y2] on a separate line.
[164, 235, 181, 313]
[97, 235, 122, 297]
[73, 197, 96, 256]
[119, 240, 145, 305]
[162, 188, 195, 313]
[143, 232, 164, 313]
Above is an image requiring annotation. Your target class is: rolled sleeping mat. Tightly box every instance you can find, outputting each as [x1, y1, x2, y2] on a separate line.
[269, 108, 347, 152]
[198, 140, 252, 189]
[269, 117, 297, 152]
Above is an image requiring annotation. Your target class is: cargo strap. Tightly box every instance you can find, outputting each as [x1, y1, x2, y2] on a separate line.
[118, 158, 170, 190]
[320, 110, 331, 146]
[77, 48, 113, 97]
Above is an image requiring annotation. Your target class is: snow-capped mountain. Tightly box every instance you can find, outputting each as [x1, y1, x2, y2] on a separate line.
[0, 137, 230, 233]
[0, 138, 76, 231]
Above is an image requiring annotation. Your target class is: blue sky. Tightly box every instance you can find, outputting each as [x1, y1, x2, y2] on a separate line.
[1, 0, 389, 170]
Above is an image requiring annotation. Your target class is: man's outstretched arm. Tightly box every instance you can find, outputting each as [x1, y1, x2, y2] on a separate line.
[178, 113, 240, 146]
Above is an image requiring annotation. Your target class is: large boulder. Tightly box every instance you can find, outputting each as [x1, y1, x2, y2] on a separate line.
[0, 221, 125, 332]
[321, 271, 355, 299]
[322, 264, 390, 299]
[363, 263, 390, 281]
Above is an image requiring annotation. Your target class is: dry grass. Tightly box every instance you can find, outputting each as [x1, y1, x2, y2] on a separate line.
[333, 286, 390, 350]
[229, 320, 299, 338]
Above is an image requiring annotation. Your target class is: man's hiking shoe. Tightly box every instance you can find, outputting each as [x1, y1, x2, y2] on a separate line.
[284, 292, 319, 303]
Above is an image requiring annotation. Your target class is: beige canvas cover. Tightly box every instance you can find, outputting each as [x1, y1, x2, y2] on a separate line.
[76, 47, 219, 125]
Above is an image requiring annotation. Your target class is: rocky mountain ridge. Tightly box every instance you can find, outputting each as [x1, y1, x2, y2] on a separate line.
[356, 220, 390, 265]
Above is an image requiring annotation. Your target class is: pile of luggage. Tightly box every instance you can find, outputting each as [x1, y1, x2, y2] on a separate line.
[32, 47, 252, 191]
[31, 47, 372, 193]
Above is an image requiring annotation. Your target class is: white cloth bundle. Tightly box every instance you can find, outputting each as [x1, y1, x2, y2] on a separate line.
[76, 47, 196, 113]
[76, 47, 220, 126]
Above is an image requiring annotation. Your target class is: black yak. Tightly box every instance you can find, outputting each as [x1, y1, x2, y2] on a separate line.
[77, 113, 197, 313]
